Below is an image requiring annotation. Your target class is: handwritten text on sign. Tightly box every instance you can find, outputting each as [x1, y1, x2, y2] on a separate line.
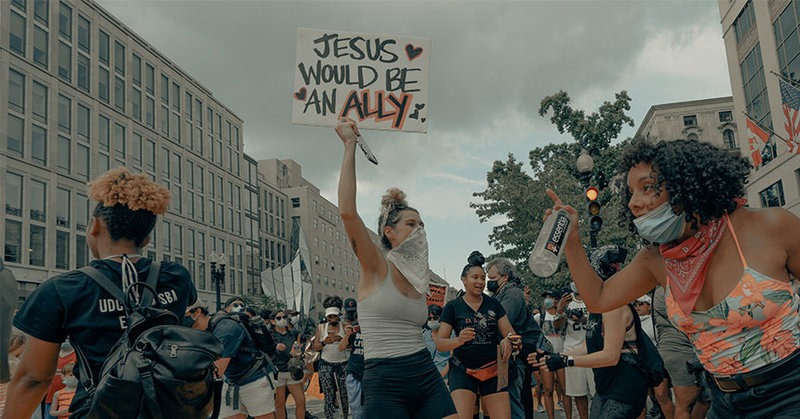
[427, 284, 447, 307]
[292, 28, 431, 133]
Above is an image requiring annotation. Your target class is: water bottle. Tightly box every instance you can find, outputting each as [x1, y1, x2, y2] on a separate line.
[528, 209, 573, 277]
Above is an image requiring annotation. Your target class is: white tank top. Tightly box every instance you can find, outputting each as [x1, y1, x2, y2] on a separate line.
[357, 261, 427, 360]
[320, 322, 348, 363]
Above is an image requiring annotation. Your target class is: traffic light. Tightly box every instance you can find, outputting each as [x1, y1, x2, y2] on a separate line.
[585, 186, 603, 232]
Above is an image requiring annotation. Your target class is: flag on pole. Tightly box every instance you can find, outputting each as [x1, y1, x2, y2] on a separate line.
[745, 114, 770, 168]
[778, 77, 800, 154]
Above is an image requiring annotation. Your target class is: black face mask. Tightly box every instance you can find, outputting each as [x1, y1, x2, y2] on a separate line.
[182, 314, 196, 328]
[486, 280, 500, 293]
[329, 321, 339, 327]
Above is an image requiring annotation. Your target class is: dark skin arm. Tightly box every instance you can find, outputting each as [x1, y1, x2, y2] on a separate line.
[3, 336, 60, 418]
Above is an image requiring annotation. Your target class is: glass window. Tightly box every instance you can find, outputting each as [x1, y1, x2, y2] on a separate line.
[132, 133, 142, 165]
[8, 69, 25, 114]
[76, 235, 87, 268]
[723, 129, 736, 149]
[198, 232, 205, 258]
[58, 136, 71, 174]
[160, 105, 169, 135]
[97, 153, 108, 175]
[171, 153, 181, 182]
[56, 230, 69, 269]
[98, 30, 109, 64]
[719, 111, 733, 123]
[99, 67, 109, 102]
[4, 220, 22, 263]
[114, 77, 125, 112]
[146, 96, 155, 128]
[113, 123, 125, 158]
[173, 224, 183, 253]
[58, 41, 71, 81]
[34, 0, 48, 24]
[161, 148, 170, 178]
[76, 193, 88, 230]
[58, 94, 71, 133]
[76, 143, 89, 179]
[58, 2, 71, 40]
[33, 26, 48, 67]
[77, 54, 89, 91]
[132, 54, 141, 86]
[759, 180, 785, 207]
[188, 229, 195, 257]
[145, 139, 155, 171]
[114, 41, 125, 74]
[162, 220, 171, 252]
[734, 1, 755, 43]
[32, 124, 47, 165]
[683, 115, 697, 127]
[77, 104, 88, 140]
[171, 113, 180, 141]
[30, 225, 46, 266]
[78, 15, 89, 52]
[172, 83, 180, 111]
[185, 92, 193, 119]
[132, 87, 141, 120]
[145, 63, 154, 94]
[161, 74, 169, 103]
[6, 173, 23, 216]
[98, 115, 109, 151]
[10, 12, 26, 55]
[32, 81, 47, 123]
[7, 114, 24, 157]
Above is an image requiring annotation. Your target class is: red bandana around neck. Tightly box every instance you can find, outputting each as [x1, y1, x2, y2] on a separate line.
[660, 216, 727, 315]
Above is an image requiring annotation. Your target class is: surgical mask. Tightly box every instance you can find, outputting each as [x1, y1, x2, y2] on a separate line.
[427, 320, 440, 330]
[486, 280, 500, 293]
[276, 319, 288, 328]
[63, 377, 78, 387]
[182, 314, 197, 328]
[231, 304, 245, 313]
[386, 226, 430, 295]
[633, 201, 686, 244]
[543, 297, 555, 309]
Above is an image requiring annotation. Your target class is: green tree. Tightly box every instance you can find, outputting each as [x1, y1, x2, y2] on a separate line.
[473, 90, 640, 304]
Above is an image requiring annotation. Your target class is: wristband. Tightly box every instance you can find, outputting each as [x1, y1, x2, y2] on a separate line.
[567, 355, 575, 367]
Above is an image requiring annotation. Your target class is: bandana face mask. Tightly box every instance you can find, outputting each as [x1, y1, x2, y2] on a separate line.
[633, 201, 686, 244]
[386, 226, 430, 295]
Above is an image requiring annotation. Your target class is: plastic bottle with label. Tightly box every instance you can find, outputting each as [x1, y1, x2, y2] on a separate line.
[528, 209, 573, 277]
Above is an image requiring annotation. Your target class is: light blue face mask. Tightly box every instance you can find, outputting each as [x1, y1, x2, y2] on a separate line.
[633, 201, 686, 244]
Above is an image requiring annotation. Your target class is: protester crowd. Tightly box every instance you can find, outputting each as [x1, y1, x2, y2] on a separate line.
[3, 121, 800, 419]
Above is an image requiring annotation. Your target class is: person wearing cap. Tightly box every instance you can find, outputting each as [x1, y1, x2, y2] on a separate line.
[634, 295, 655, 344]
[422, 304, 451, 378]
[7, 168, 197, 418]
[271, 309, 305, 419]
[225, 296, 246, 313]
[313, 305, 348, 419]
[185, 299, 276, 419]
[532, 290, 567, 418]
[339, 298, 364, 419]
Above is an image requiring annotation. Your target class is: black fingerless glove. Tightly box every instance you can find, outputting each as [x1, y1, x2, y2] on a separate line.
[544, 352, 572, 371]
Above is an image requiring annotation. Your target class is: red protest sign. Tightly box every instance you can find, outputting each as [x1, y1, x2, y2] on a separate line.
[427, 284, 447, 307]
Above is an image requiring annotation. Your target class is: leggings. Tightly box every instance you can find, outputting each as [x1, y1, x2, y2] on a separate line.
[319, 360, 348, 419]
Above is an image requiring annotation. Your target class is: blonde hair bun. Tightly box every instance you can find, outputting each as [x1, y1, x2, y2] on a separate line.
[88, 167, 171, 215]
[381, 187, 408, 209]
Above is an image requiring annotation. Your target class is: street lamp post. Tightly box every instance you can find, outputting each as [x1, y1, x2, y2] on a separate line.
[210, 253, 227, 312]
[576, 149, 598, 249]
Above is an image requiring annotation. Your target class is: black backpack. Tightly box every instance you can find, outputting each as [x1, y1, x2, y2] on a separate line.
[623, 304, 667, 387]
[74, 262, 224, 419]
[207, 312, 278, 385]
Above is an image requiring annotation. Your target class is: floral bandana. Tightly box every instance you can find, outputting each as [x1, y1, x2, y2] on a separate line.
[660, 217, 726, 315]
[386, 226, 431, 295]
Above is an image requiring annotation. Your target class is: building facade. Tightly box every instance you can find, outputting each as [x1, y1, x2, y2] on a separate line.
[1, 0, 247, 304]
[635, 97, 738, 151]
[720, 0, 800, 214]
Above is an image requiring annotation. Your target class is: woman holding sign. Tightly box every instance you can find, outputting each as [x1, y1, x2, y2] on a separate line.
[335, 118, 457, 419]
[542, 138, 800, 418]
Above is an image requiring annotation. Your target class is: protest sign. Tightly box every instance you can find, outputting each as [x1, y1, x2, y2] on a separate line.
[292, 28, 431, 133]
[427, 284, 447, 307]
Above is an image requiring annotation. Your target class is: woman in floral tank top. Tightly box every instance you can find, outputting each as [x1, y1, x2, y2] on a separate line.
[542, 139, 800, 419]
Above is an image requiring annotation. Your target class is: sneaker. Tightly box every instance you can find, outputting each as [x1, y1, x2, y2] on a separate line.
[556, 401, 564, 410]
[537, 405, 545, 413]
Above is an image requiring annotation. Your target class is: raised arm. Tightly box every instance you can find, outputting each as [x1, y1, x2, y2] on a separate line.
[336, 119, 386, 286]
[545, 189, 659, 313]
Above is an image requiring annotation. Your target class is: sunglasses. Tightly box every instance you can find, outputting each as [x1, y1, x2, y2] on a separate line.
[428, 316, 440, 320]
[232, 303, 244, 308]
[275, 316, 286, 320]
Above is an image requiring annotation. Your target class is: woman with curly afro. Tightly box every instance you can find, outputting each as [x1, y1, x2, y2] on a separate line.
[543, 139, 800, 418]
[335, 118, 457, 418]
[7, 168, 198, 418]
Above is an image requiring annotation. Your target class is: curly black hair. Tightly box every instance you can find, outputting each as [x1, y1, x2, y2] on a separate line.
[617, 138, 750, 237]
[461, 250, 486, 278]
[323, 295, 343, 309]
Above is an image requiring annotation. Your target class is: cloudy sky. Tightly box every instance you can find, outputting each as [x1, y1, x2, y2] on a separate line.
[98, 0, 732, 290]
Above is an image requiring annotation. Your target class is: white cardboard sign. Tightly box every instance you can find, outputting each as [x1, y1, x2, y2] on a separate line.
[292, 27, 431, 133]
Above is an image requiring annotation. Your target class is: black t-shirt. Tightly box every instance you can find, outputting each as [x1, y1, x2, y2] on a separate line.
[440, 295, 507, 369]
[346, 329, 364, 380]
[13, 258, 197, 413]
[209, 316, 265, 385]
[585, 312, 648, 410]
[271, 328, 301, 372]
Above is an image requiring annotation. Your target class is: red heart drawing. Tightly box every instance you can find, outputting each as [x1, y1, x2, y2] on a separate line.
[294, 87, 307, 101]
[405, 44, 423, 61]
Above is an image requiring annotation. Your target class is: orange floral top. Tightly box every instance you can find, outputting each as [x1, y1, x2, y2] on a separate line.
[665, 215, 800, 375]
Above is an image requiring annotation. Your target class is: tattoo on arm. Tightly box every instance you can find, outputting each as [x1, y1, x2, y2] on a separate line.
[351, 239, 358, 256]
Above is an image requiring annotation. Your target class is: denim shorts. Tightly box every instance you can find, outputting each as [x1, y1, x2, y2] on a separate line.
[447, 358, 507, 396]
[706, 351, 800, 419]
[362, 349, 456, 419]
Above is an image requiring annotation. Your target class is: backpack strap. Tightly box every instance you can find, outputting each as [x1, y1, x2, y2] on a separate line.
[80, 266, 127, 304]
[139, 261, 161, 308]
